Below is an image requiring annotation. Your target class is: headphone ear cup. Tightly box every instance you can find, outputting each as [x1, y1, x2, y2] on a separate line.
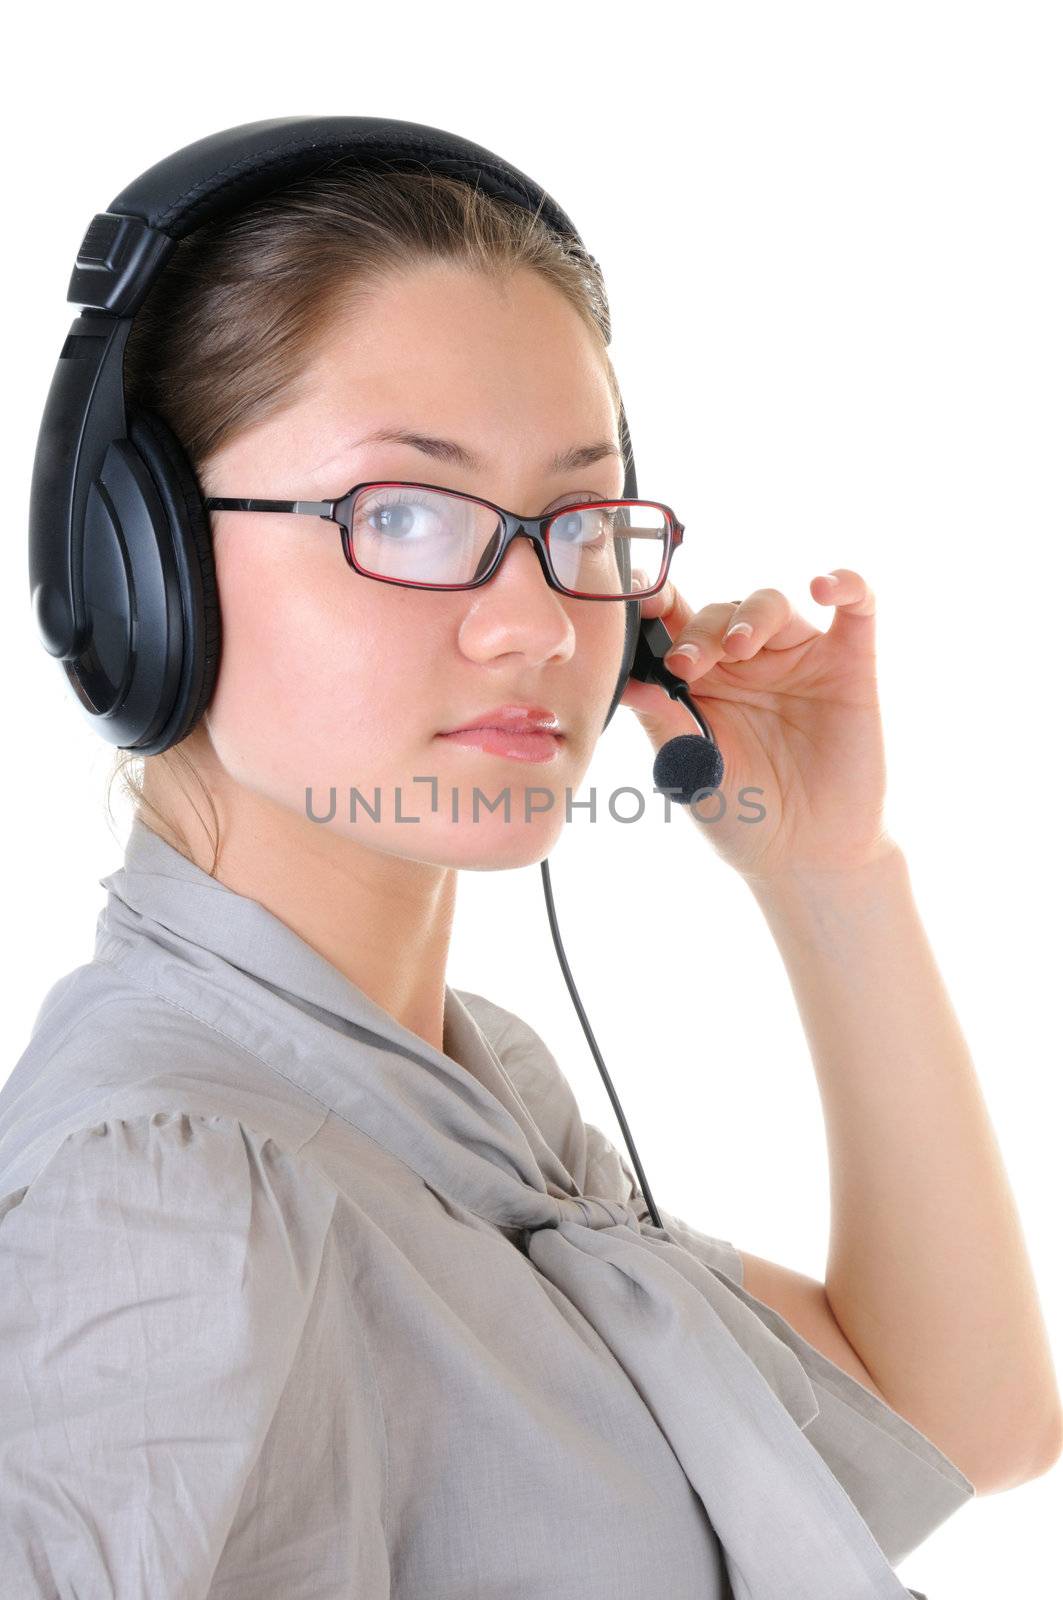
[126, 406, 221, 751]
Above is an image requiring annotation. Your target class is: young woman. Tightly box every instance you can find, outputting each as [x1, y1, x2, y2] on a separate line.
[2, 154, 1058, 1599]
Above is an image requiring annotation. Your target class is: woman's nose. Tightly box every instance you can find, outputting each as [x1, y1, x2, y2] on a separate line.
[489, 526, 552, 587]
[460, 531, 575, 664]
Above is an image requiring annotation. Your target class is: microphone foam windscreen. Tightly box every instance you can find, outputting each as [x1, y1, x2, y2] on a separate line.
[652, 733, 724, 805]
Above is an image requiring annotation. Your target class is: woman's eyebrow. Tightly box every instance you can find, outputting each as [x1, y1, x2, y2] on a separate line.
[313, 426, 622, 476]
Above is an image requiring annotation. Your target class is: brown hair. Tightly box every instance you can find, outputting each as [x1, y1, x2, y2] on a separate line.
[106, 158, 622, 875]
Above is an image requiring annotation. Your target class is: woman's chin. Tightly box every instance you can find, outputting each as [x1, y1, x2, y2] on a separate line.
[415, 817, 566, 873]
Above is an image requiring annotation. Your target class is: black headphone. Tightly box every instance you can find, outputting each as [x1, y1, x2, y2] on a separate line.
[29, 115, 650, 754]
[28, 116, 725, 1228]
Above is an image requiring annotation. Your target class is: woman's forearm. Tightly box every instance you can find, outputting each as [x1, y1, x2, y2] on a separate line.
[745, 843, 1062, 1488]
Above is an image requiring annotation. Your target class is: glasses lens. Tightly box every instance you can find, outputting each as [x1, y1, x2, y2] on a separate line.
[348, 485, 668, 595]
[350, 485, 499, 586]
[546, 502, 669, 596]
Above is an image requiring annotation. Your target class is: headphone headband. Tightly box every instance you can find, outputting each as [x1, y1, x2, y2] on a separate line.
[73, 118, 597, 316]
[29, 116, 640, 752]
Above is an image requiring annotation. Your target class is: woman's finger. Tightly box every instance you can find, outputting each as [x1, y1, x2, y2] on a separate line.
[811, 569, 877, 621]
[636, 575, 692, 630]
[663, 588, 821, 678]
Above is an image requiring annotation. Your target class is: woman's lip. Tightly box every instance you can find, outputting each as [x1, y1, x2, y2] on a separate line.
[439, 720, 562, 736]
[439, 705, 562, 736]
[435, 727, 565, 762]
[442, 724, 558, 734]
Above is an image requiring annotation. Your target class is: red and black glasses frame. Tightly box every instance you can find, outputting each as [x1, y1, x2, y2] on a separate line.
[203, 480, 685, 600]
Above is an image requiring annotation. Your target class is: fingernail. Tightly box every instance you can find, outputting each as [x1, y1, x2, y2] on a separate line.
[666, 643, 701, 673]
[723, 622, 753, 641]
[816, 573, 839, 586]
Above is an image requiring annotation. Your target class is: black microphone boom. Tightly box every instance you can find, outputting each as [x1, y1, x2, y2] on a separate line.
[628, 616, 725, 800]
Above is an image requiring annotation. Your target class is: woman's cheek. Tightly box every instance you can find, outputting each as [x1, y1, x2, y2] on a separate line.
[203, 557, 331, 794]
[583, 600, 628, 714]
[206, 591, 416, 807]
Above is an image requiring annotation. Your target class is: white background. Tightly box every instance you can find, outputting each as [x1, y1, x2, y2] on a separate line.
[3, 4, 1060, 1594]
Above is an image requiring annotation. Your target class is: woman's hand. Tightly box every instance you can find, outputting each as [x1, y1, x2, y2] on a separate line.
[617, 569, 898, 882]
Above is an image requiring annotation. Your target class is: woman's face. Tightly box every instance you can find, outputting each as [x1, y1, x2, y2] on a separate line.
[200, 262, 628, 871]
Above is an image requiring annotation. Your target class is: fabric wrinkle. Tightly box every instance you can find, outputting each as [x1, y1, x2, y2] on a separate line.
[0, 815, 975, 1600]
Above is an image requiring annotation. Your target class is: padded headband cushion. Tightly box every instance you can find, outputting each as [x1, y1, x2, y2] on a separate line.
[107, 118, 582, 256]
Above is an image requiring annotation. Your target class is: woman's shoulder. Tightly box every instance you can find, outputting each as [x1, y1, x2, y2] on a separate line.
[0, 1101, 349, 1597]
[0, 954, 324, 1199]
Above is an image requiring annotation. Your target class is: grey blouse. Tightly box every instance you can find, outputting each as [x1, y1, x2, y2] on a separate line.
[0, 817, 974, 1599]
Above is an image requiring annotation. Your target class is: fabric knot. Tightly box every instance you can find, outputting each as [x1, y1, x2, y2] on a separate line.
[553, 1191, 643, 1233]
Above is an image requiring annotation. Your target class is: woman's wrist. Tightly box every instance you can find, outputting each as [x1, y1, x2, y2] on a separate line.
[737, 836, 909, 915]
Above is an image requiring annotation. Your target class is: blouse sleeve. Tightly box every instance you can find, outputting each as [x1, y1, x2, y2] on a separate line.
[0, 1109, 352, 1600]
[587, 1117, 976, 1568]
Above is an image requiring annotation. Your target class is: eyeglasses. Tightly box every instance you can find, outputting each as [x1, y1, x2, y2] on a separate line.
[203, 480, 685, 600]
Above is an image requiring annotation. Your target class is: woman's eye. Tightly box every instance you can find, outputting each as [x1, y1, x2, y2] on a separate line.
[550, 497, 617, 535]
[361, 499, 441, 540]
[550, 510, 585, 541]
